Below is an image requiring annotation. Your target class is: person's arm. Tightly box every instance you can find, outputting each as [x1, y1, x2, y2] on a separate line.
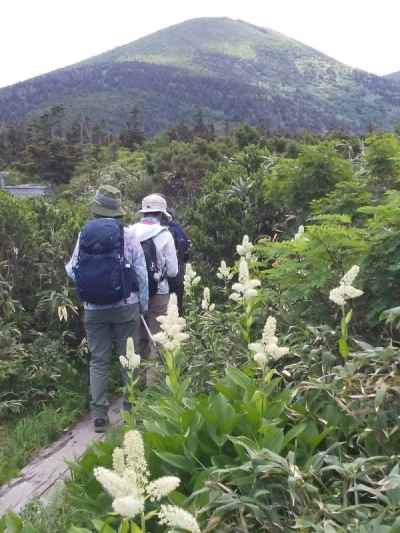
[164, 232, 179, 278]
[65, 236, 80, 281]
[130, 234, 149, 313]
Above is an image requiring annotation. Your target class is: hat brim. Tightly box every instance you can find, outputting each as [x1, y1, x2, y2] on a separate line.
[91, 201, 125, 217]
[139, 207, 169, 216]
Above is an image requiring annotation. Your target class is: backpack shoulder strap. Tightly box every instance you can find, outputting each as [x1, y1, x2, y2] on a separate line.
[139, 226, 167, 244]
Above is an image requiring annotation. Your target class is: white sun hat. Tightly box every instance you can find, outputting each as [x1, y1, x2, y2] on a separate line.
[139, 194, 169, 215]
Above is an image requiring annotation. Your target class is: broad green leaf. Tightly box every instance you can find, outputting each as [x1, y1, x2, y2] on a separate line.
[225, 368, 256, 398]
[283, 423, 307, 448]
[259, 424, 284, 453]
[154, 451, 195, 472]
[228, 435, 259, 455]
[93, 519, 116, 533]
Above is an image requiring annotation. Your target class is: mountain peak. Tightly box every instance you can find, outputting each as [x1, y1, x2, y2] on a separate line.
[1, 17, 400, 134]
[79, 16, 301, 69]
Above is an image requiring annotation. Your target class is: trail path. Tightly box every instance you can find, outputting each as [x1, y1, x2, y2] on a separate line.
[0, 399, 122, 516]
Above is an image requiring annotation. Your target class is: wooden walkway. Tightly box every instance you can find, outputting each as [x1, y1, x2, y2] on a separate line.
[0, 400, 122, 515]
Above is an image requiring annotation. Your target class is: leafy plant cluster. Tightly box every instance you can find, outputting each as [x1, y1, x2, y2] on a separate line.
[5, 236, 400, 532]
[0, 191, 87, 419]
[2, 126, 400, 530]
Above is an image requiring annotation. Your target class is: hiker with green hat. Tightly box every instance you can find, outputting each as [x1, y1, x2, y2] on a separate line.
[66, 185, 148, 432]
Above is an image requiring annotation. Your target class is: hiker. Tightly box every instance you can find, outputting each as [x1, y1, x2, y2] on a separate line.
[128, 194, 178, 383]
[66, 185, 148, 433]
[164, 207, 191, 316]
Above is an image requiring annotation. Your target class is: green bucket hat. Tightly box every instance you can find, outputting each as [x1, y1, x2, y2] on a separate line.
[90, 184, 125, 217]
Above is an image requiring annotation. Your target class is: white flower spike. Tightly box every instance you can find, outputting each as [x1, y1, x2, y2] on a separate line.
[119, 337, 141, 370]
[184, 263, 201, 293]
[329, 265, 364, 307]
[95, 430, 194, 527]
[94, 467, 135, 499]
[249, 315, 289, 366]
[153, 294, 189, 351]
[158, 504, 201, 533]
[293, 225, 309, 241]
[217, 260, 234, 281]
[230, 257, 261, 304]
[147, 476, 181, 501]
[112, 495, 145, 519]
[237, 235, 255, 260]
[201, 287, 216, 312]
[123, 430, 149, 490]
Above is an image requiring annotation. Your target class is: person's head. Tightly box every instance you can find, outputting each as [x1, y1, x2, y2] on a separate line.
[90, 184, 124, 218]
[139, 194, 169, 220]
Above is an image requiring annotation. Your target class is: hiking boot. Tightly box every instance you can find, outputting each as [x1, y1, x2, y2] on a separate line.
[94, 417, 108, 433]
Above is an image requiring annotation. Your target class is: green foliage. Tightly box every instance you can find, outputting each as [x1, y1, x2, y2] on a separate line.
[359, 191, 400, 323]
[189, 151, 272, 265]
[257, 217, 368, 325]
[0, 384, 86, 485]
[265, 144, 353, 215]
[234, 124, 262, 149]
[145, 138, 222, 199]
[365, 134, 400, 187]
[3, 129, 400, 532]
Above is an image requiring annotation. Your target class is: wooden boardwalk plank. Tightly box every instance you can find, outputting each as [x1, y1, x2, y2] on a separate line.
[0, 400, 122, 515]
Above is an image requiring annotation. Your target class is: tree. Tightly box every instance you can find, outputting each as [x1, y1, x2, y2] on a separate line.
[364, 134, 400, 190]
[119, 107, 146, 150]
[192, 109, 209, 139]
[234, 124, 261, 149]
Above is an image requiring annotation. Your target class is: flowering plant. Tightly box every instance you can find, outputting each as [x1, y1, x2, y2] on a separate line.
[119, 337, 141, 425]
[329, 265, 364, 359]
[201, 287, 215, 312]
[153, 294, 190, 398]
[293, 225, 309, 241]
[249, 316, 289, 372]
[216, 260, 234, 282]
[236, 234, 255, 260]
[229, 257, 261, 304]
[329, 265, 364, 307]
[229, 235, 262, 347]
[94, 430, 200, 532]
[184, 263, 201, 295]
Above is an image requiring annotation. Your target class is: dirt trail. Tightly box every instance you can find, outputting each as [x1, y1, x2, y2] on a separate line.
[0, 399, 122, 515]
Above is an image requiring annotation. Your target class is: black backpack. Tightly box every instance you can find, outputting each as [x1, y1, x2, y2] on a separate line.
[141, 235, 165, 298]
[73, 218, 138, 305]
[168, 222, 190, 283]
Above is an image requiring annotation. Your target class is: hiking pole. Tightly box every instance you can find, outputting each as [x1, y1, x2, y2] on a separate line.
[140, 314, 162, 355]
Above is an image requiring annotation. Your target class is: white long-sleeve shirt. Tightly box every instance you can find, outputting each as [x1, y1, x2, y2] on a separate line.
[128, 217, 178, 295]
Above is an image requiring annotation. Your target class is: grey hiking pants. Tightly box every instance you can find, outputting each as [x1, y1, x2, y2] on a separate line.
[84, 303, 140, 419]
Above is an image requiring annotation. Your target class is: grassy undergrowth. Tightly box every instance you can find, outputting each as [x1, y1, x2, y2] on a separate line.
[0, 386, 87, 486]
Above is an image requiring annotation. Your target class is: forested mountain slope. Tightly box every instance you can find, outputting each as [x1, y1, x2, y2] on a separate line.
[385, 71, 400, 83]
[1, 17, 400, 133]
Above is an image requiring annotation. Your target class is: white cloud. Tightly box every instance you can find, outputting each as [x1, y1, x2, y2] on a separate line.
[0, 0, 399, 88]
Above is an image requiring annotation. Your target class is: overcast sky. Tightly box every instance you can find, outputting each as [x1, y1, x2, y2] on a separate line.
[1, 0, 399, 89]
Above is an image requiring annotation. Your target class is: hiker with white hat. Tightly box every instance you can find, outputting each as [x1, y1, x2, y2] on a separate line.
[128, 194, 178, 384]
